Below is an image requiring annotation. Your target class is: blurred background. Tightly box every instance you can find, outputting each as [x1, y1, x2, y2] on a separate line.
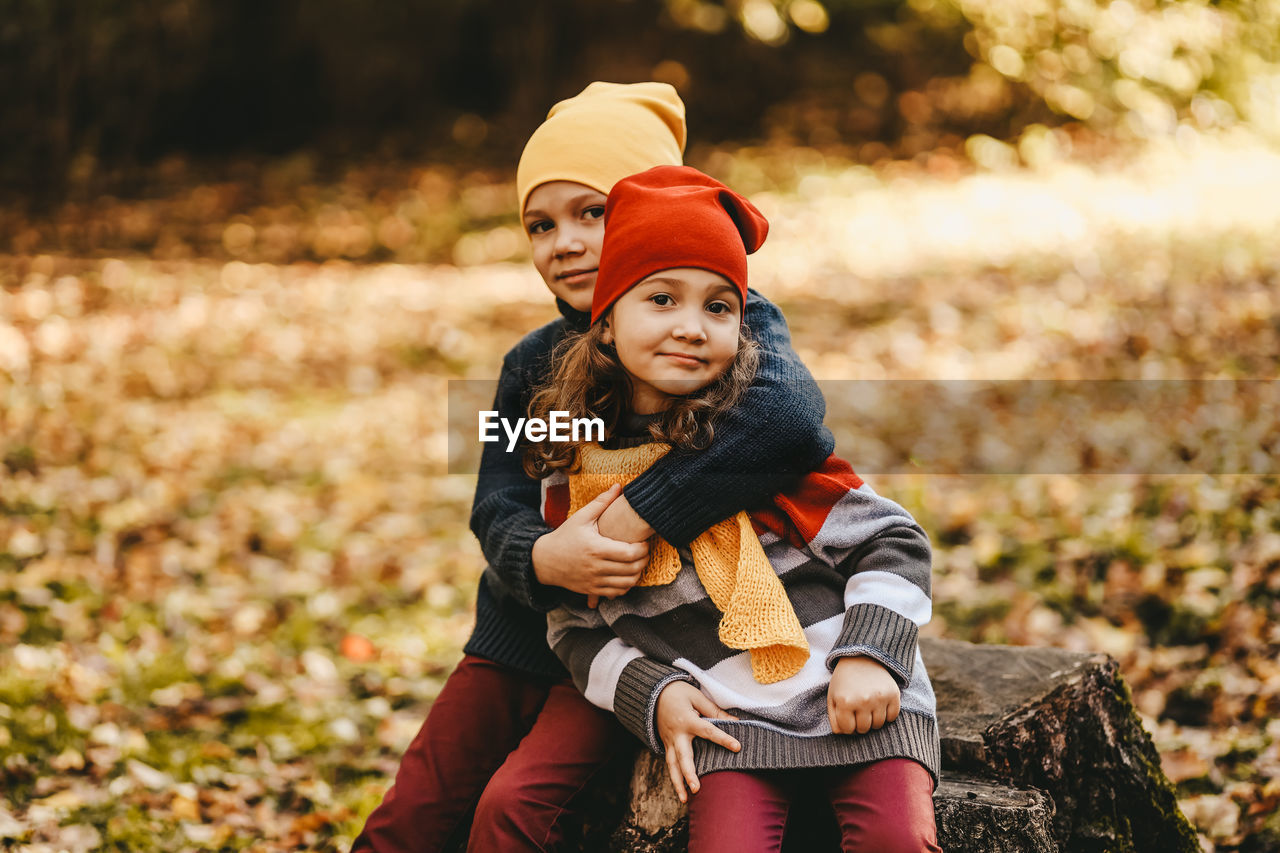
[2, 1, 1279, 850]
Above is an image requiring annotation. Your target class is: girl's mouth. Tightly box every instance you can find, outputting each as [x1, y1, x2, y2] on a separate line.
[659, 353, 706, 367]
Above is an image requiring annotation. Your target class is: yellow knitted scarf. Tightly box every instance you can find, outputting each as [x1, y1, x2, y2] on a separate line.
[568, 443, 810, 684]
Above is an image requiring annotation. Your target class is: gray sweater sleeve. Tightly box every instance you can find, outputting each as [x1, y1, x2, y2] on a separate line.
[547, 605, 696, 753]
[813, 483, 933, 688]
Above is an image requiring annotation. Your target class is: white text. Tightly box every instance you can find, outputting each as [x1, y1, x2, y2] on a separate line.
[479, 411, 605, 452]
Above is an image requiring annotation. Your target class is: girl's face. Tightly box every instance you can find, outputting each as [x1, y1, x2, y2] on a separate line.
[522, 181, 607, 313]
[602, 268, 741, 414]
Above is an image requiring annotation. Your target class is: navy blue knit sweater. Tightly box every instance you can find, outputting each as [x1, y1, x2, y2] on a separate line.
[465, 293, 833, 676]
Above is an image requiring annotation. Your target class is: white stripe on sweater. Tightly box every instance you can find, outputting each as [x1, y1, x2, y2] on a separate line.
[586, 638, 644, 713]
[674, 613, 845, 716]
[843, 570, 932, 626]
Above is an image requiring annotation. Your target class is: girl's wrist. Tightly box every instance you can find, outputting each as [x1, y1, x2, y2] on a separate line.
[835, 654, 888, 675]
[597, 495, 654, 542]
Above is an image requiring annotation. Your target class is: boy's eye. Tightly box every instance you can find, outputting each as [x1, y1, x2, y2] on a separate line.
[649, 293, 673, 306]
[583, 206, 605, 221]
[527, 220, 553, 235]
[706, 301, 733, 315]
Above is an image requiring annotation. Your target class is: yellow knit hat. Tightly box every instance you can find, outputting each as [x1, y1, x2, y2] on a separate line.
[516, 81, 687, 216]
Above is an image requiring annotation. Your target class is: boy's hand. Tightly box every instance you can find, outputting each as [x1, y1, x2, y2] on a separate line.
[828, 656, 901, 735]
[655, 681, 740, 803]
[532, 484, 649, 602]
[589, 493, 655, 608]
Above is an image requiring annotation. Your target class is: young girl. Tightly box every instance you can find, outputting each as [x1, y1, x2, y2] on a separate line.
[354, 86, 835, 851]
[528, 166, 942, 852]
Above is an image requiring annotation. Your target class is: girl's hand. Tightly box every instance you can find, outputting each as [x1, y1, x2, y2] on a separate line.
[827, 656, 901, 735]
[655, 681, 741, 803]
[532, 484, 649, 604]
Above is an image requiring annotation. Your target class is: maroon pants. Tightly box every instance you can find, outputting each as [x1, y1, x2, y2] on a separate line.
[351, 655, 630, 853]
[688, 759, 941, 853]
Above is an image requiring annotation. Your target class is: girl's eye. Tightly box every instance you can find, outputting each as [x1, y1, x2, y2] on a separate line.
[583, 206, 605, 221]
[527, 220, 553, 236]
[707, 301, 732, 315]
[649, 294, 673, 306]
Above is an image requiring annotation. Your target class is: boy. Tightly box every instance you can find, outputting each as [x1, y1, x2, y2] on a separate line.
[353, 82, 833, 852]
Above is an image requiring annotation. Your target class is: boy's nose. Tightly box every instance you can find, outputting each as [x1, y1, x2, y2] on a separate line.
[553, 226, 586, 256]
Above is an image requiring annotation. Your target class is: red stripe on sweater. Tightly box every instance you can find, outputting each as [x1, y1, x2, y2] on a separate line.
[750, 454, 864, 549]
[542, 475, 570, 529]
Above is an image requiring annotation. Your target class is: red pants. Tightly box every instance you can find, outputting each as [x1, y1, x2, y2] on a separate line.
[688, 759, 941, 853]
[351, 655, 631, 853]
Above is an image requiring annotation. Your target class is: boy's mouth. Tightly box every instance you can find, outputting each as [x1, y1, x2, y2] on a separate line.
[557, 267, 597, 284]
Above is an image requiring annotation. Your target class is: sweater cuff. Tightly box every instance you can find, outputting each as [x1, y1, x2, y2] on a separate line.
[502, 523, 567, 614]
[614, 658, 697, 753]
[623, 472, 716, 547]
[825, 602, 919, 688]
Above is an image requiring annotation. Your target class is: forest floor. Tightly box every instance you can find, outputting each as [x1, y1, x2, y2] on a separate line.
[2, 129, 1279, 851]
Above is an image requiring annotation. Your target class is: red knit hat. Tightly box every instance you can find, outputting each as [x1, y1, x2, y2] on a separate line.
[591, 166, 769, 323]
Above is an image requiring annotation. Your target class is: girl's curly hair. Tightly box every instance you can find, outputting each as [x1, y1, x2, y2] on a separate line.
[523, 320, 759, 478]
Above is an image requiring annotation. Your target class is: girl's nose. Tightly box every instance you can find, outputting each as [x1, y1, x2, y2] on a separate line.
[672, 313, 707, 343]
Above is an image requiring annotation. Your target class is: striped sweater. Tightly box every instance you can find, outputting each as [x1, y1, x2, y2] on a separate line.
[543, 451, 940, 780]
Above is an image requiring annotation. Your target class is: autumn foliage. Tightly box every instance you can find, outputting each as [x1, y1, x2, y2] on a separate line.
[3, 126, 1280, 851]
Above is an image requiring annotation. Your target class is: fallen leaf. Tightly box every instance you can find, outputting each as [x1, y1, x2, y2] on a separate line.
[1162, 748, 1211, 784]
[340, 633, 376, 662]
[127, 758, 173, 791]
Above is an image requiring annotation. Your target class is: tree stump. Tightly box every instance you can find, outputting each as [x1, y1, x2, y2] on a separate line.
[582, 638, 1198, 853]
[932, 776, 1057, 853]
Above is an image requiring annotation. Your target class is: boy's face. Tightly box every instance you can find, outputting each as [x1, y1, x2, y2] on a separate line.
[522, 181, 607, 313]
[602, 268, 742, 415]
